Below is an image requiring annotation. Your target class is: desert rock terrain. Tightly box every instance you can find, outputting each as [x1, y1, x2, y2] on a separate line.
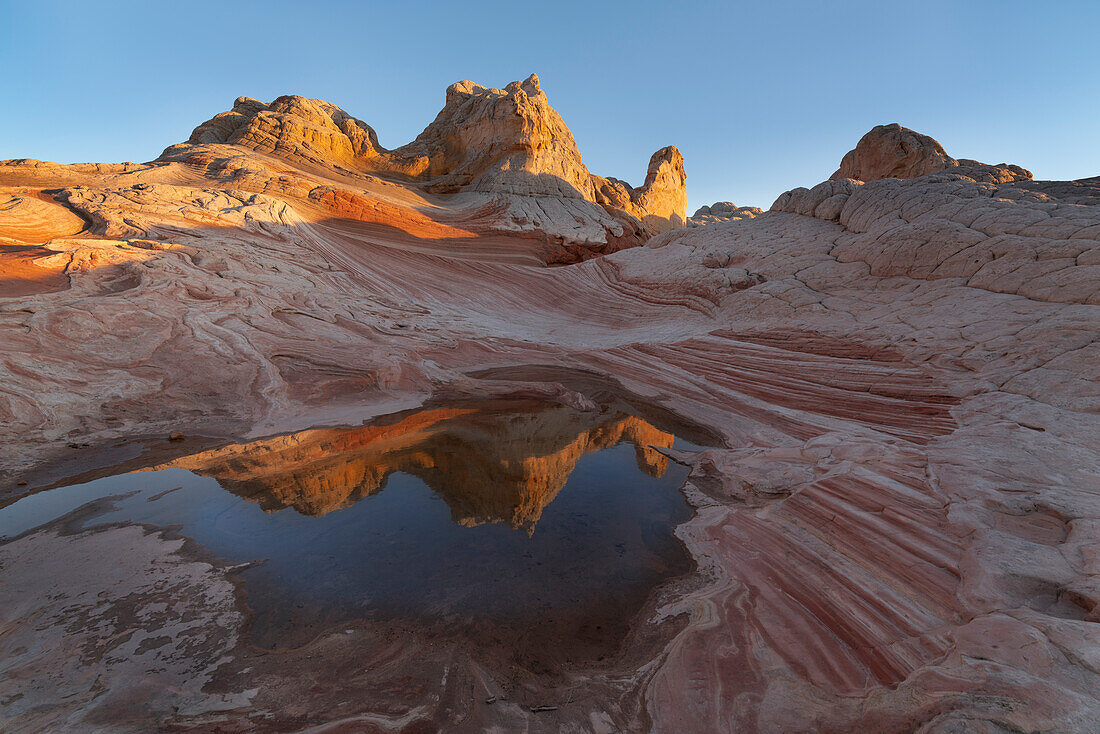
[689, 202, 763, 227]
[0, 76, 1098, 733]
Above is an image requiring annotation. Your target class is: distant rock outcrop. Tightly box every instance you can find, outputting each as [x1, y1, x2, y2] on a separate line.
[830, 123, 956, 181]
[775, 125, 1036, 226]
[828, 123, 1035, 185]
[178, 95, 385, 172]
[593, 146, 687, 234]
[161, 74, 687, 241]
[689, 202, 762, 227]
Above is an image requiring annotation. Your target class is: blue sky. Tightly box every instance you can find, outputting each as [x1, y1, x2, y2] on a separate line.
[2, 1, 1097, 212]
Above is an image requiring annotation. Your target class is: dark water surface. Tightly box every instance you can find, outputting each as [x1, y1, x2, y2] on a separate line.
[0, 402, 697, 658]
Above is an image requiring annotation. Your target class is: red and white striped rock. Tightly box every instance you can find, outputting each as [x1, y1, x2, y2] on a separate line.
[0, 92, 1097, 732]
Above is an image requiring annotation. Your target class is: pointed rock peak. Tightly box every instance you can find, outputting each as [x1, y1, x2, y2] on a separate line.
[615, 145, 687, 232]
[506, 73, 542, 96]
[406, 74, 594, 198]
[644, 146, 686, 190]
[445, 79, 486, 105]
[447, 74, 542, 106]
[831, 123, 956, 182]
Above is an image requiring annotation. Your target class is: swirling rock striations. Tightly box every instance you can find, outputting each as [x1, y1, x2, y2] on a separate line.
[0, 101, 1097, 734]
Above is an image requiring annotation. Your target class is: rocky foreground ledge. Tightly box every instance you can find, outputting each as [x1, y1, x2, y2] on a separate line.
[0, 77, 1098, 732]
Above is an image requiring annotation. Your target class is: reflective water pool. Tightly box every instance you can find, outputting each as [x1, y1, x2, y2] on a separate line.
[0, 401, 697, 661]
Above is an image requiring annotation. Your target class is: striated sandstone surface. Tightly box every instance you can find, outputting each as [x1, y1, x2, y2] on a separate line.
[0, 99, 1098, 734]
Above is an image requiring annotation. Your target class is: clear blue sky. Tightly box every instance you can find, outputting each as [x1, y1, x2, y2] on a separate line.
[2, 1, 1097, 212]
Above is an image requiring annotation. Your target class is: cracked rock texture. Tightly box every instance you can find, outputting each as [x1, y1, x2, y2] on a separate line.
[0, 524, 252, 730]
[0, 94, 1098, 734]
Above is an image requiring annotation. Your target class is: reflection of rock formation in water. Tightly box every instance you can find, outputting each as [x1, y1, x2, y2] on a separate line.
[150, 401, 674, 532]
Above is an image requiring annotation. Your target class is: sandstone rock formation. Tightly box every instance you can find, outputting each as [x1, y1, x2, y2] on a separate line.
[159, 74, 686, 258]
[592, 146, 688, 233]
[829, 122, 1034, 185]
[831, 122, 958, 181]
[689, 201, 762, 226]
[1, 98, 1098, 734]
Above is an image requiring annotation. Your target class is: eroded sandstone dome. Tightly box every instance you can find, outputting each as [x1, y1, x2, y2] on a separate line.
[830, 123, 957, 181]
[829, 122, 1034, 183]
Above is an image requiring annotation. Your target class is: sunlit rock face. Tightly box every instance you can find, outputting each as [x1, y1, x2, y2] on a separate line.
[151, 402, 673, 532]
[592, 146, 687, 233]
[0, 191, 88, 297]
[157, 74, 687, 251]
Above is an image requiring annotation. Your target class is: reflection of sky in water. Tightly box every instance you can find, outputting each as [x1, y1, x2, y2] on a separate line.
[1, 439, 695, 649]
